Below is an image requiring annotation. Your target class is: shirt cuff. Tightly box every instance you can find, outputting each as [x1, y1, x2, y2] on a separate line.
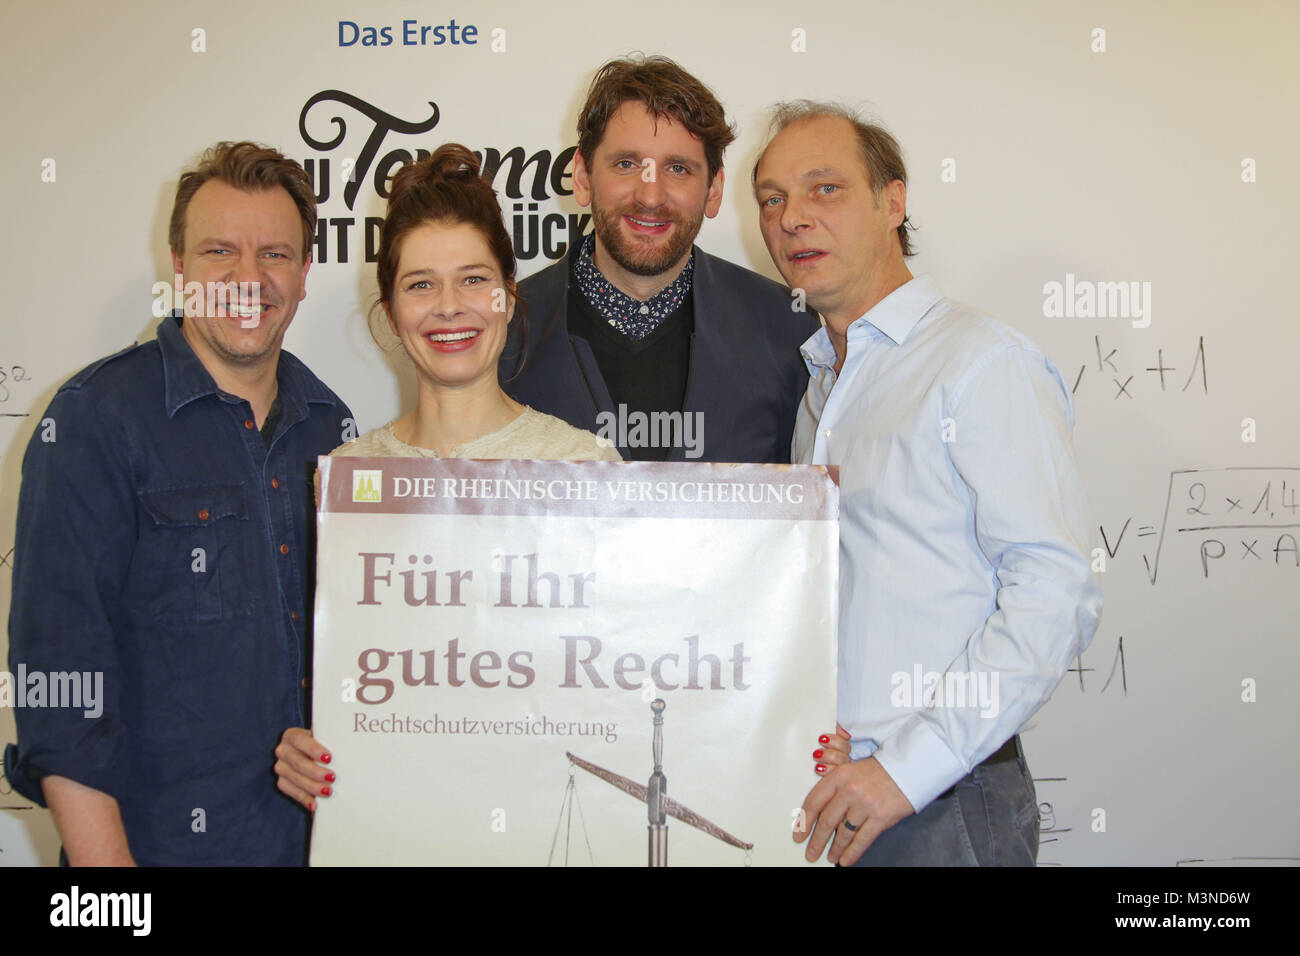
[5, 726, 126, 807]
[3, 743, 48, 807]
[871, 717, 968, 814]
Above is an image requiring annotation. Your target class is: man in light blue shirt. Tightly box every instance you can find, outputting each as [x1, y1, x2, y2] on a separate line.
[753, 102, 1102, 866]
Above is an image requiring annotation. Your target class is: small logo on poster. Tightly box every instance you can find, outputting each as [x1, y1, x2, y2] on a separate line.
[353, 470, 382, 503]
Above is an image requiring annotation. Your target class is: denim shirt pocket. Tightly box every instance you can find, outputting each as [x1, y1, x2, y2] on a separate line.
[138, 483, 251, 625]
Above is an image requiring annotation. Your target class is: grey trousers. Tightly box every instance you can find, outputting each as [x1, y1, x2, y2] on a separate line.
[849, 738, 1040, 866]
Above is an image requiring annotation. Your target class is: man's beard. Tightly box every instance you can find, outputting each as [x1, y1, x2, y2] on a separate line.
[590, 197, 704, 278]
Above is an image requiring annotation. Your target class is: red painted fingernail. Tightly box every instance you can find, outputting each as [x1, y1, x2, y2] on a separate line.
[320, 752, 332, 764]
[815, 764, 827, 774]
[321, 785, 332, 796]
[308, 800, 316, 812]
[818, 735, 830, 745]
[813, 749, 824, 759]
[325, 772, 336, 783]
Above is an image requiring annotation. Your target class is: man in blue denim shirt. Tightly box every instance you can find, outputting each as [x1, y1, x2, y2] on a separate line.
[4, 142, 354, 865]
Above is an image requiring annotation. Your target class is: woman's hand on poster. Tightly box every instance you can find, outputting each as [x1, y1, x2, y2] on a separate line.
[274, 727, 335, 811]
[813, 723, 852, 775]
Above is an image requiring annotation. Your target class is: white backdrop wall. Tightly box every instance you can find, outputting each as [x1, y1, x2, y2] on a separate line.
[2, 0, 1296, 866]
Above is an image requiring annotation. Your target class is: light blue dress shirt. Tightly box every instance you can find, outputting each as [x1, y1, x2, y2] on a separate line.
[794, 275, 1102, 813]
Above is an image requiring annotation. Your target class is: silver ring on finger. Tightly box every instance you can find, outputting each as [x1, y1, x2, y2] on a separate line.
[843, 819, 859, 832]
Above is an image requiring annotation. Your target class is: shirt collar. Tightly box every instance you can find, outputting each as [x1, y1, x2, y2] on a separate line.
[572, 233, 695, 338]
[157, 313, 340, 420]
[852, 274, 945, 345]
[158, 313, 223, 416]
[799, 326, 838, 373]
[799, 275, 945, 374]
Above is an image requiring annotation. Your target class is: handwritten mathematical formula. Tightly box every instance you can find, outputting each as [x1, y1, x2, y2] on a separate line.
[1072, 335, 1207, 400]
[1150, 468, 1299, 582]
[1097, 468, 1298, 583]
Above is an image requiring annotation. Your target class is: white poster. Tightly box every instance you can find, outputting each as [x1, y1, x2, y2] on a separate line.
[311, 458, 838, 866]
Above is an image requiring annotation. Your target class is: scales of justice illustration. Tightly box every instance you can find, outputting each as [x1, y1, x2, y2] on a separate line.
[548, 699, 753, 866]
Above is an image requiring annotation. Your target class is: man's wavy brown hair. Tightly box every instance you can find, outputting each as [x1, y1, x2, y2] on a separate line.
[169, 141, 316, 259]
[577, 55, 736, 183]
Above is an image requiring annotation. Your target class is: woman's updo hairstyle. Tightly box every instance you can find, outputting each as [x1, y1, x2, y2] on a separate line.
[376, 143, 519, 307]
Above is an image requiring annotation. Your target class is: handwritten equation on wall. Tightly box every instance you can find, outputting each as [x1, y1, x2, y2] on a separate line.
[1072, 336, 1207, 400]
[1149, 468, 1299, 583]
[1097, 468, 1298, 585]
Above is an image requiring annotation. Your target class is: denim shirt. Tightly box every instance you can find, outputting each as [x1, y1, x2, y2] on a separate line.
[4, 315, 354, 865]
